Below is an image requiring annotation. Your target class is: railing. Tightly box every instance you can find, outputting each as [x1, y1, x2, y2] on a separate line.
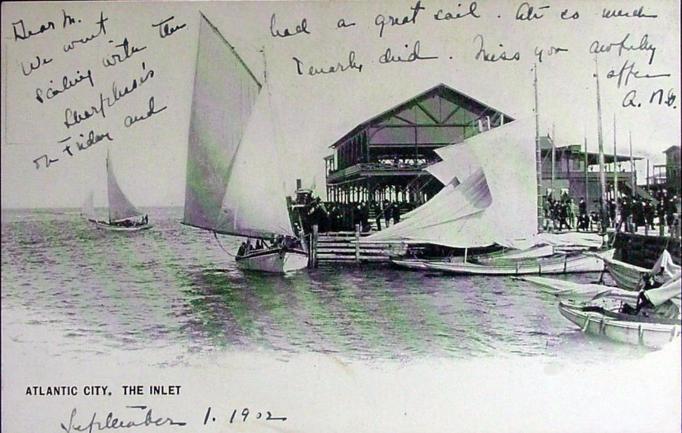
[327, 162, 431, 179]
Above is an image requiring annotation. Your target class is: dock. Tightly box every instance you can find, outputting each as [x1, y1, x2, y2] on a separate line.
[307, 225, 406, 266]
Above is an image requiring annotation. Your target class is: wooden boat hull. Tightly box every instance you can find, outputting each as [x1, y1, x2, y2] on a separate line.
[520, 276, 638, 303]
[393, 253, 604, 275]
[599, 250, 649, 291]
[89, 219, 153, 232]
[391, 258, 438, 271]
[558, 301, 681, 349]
[236, 248, 308, 273]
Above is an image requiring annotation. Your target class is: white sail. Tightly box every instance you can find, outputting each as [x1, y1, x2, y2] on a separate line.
[371, 168, 491, 242]
[644, 277, 682, 308]
[218, 81, 295, 238]
[402, 144, 479, 221]
[501, 232, 604, 250]
[183, 14, 294, 239]
[426, 144, 481, 185]
[81, 191, 95, 219]
[183, 13, 262, 234]
[368, 119, 537, 248]
[106, 152, 142, 222]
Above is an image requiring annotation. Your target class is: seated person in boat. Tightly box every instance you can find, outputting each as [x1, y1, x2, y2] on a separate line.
[620, 289, 654, 316]
[237, 241, 247, 256]
[244, 239, 253, 254]
[619, 274, 680, 319]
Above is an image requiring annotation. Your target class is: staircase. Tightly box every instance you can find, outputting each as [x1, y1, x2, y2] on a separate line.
[313, 228, 406, 264]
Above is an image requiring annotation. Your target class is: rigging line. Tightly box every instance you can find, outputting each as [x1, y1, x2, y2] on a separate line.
[199, 11, 262, 89]
[213, 230, 236, 257]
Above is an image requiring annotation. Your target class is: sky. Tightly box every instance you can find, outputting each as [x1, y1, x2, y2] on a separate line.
[1, 0, 680, 209]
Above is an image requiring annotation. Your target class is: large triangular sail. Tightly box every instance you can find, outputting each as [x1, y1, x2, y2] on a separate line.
[368, 119, 537, 248]
[183, 13, 294, 239]
[183, 13, 262, 234]
[106, 152, 142, 223]
[218, 80, 296, 238]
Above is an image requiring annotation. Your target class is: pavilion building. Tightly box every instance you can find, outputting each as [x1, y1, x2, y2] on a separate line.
[324, 83, 513, 206]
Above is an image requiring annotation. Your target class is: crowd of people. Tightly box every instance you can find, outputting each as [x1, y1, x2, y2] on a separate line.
[293, 187, 681, 238]
[543, 189, 681, 237]
[299, 197, 418, 233]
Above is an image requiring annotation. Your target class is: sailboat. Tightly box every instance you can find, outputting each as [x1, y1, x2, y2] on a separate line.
[83, 151, 152, 232]
[182, 13, 307, 274]
[366, 63, 611, 275]
[368, 118, 605, 275]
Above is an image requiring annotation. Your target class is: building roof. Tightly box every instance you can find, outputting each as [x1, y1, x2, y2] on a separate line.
[330, 83, 514, 149]
[664, 145, 680, 154]
[540, 138, 644, 164]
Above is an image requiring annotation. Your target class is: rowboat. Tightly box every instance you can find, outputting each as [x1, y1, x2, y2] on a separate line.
[519, 276, 637, 303]
[558, 301, 681, 349]
[596, 249, 681, 291]
[393, 252, 604, 275]
[597, 249, 649, 291]
[391, 258, 444, 271]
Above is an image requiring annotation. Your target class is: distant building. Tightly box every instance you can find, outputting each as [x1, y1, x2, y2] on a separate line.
[540, 136, 647, 212]
[665, 145, 680, 195]
[324, 83, 513, 205]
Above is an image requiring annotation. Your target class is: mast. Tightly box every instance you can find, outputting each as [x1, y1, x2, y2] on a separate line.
[584, 136, 589, 211]
[594, 56, 608, 231]
[629, 131, 636, 193]
[613, 115, 619, 227]
[551, 123, 556, 199]
[534, 63, 543, 232]
[106, 149, 112, 224]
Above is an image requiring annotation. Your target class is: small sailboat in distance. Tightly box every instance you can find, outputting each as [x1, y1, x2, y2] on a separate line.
[182, 13, 307, 273]
[84, 150, 152, 232]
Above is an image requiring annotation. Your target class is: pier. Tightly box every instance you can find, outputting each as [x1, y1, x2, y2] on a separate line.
[307, 225, 406, 266]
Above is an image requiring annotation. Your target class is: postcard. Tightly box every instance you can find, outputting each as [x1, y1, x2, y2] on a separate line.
[2, 1, 680, 432]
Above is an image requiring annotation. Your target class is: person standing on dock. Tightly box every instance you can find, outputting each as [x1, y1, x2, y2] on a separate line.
[383, 200, 392, 229]
[567, 198, 578, 230]
[656, 191, 666, 236]
[666, 195, 677, 236]
[373, 201, 382, 231]
[360, 201, 371, 232]
[644, 200, 655, 235]
[619, 198, 630, 233]
[578, 197, 587, 232]
[607, 198, 616, 229]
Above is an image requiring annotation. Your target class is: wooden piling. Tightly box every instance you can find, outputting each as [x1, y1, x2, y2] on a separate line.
[308, 224, 319, 268]
[354, 224, 361, 263]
